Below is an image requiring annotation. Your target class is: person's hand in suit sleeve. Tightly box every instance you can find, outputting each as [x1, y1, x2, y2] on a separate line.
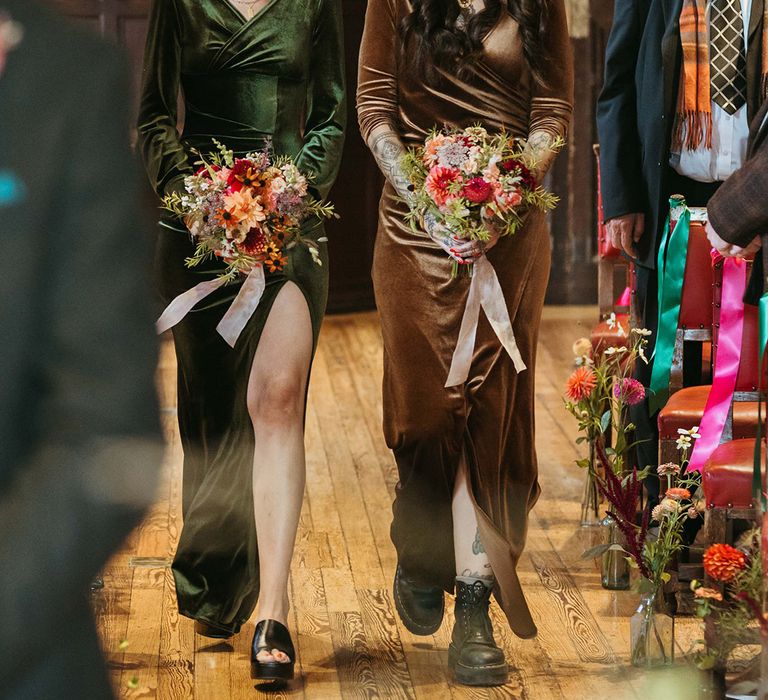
[0, 46, 162, 687]
[597, 0, 649, 257]
[707, 113, 768, 257]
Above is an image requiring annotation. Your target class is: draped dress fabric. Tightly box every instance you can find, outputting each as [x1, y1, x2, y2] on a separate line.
[357, 0, 572, 639]
[138, 0, 345, 634]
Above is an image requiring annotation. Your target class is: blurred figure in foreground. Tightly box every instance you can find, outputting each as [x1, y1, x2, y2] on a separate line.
[0, 2, 162, 698]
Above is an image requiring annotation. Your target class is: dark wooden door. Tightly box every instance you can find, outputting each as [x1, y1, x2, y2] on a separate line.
[44, 0, 379, 313]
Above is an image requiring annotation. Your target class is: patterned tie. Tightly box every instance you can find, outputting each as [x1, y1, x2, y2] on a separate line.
[710, 0, 747, 114]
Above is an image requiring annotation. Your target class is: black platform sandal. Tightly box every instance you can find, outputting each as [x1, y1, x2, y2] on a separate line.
[250, 619, 295, 682]
[194, 619, 234, 640]
[448, 579, 509, 687]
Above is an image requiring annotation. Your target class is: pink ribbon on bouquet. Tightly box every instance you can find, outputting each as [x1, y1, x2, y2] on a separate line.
[445, 256, 527, 388]
[156, 266, 267, 348]
[688, 252, 748, 472]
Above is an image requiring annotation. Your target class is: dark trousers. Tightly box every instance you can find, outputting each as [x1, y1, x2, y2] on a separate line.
[632, 169, 722, 502]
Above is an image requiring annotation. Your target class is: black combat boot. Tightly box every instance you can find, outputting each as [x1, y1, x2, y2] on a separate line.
[448, 579, 508, 686]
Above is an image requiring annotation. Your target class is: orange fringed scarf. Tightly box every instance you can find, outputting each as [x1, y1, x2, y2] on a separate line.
[673, 0, 768, 152]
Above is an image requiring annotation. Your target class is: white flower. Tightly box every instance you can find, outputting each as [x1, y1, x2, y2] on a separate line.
[632, 328, 653, 337]
[657, 462, 681, 477]
[606, 312, 617, 329]
[651, 504, 664, 521]
[604, 346, 628, 356]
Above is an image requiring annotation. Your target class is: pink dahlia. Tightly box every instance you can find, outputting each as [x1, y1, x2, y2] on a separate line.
[613, 377, 645, 406]
[425, 166, 461, 207]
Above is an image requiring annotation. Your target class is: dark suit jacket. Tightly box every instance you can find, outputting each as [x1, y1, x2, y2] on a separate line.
[708, 99, 768, 302]
[0, 2, 161, 697]
[597, 0, 765, 269]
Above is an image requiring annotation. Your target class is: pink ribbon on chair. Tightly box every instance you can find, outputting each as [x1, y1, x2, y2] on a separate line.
[445, 256, 527, 388]
[616, 286, 632, 308]
[156, 266, 266, 348]
[688, 252, 748, 472]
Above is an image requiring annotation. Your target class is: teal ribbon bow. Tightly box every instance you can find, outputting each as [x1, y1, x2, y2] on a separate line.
[649, 197, 691, 414]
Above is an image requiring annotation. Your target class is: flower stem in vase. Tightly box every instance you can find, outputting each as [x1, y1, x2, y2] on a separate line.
[600, 514, 630, 590]
[580, 443, 602, 527]
[630, 587, 675, 667]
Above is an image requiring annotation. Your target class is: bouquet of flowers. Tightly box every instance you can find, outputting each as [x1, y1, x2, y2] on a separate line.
[400, 125, 560, 276]
[163, 139, 336, 282]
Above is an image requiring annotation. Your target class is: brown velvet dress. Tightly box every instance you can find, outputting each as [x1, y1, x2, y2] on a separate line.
[356, 0, 573, 639]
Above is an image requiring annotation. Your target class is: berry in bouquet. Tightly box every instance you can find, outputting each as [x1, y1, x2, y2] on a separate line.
[400, 125, 560, 277]
[162, 139, 336, 282]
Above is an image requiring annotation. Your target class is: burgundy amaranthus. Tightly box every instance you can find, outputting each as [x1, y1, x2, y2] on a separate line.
[595, 454, 651, 579]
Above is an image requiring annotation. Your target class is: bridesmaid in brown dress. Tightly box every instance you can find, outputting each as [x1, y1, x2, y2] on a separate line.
[357, 0, 572, 685]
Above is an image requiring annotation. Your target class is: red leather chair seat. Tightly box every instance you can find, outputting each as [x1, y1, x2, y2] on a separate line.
[657, 385, 760, 439]
[703, 438, 765, 508]
[590, 314, 630, 351]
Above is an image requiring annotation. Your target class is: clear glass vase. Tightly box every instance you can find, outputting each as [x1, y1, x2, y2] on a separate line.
[630, 587, 675, 667]
[600, 514, 630, 590]
[580, 444, 602, 527]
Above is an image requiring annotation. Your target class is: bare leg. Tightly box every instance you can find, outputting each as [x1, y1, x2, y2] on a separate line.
[452, 456, 493, 584]
[247, 282, 313, 663]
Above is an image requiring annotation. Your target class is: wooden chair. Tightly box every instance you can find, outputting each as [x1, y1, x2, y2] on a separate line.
[590, 144, 635, 352]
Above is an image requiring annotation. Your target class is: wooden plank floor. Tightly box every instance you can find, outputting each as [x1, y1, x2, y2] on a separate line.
[94, 307, 704, 700]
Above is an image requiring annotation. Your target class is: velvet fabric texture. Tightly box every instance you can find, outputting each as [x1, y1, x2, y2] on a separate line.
[138, 0, 345, 634]
[357, 0, 573, 639]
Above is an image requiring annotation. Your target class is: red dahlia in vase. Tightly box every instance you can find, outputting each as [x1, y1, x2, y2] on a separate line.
[401, 125, 560, 276]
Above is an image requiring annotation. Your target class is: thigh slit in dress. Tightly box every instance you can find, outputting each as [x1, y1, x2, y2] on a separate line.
[357, 0, 573, 639]
[138, 0, 346, 635]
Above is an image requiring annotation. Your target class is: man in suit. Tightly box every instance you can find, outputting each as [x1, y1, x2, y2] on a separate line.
[0, 1, 161, 697]
[597, 0, 766, 493]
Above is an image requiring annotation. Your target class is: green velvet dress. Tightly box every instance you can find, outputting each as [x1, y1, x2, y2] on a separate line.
[137, 0, 346, 635]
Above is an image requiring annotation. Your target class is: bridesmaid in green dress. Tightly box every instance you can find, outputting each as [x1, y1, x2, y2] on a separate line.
[137, 0, 345, 681]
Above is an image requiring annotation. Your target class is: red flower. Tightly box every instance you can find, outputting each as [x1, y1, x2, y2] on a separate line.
[228, 159, 261, 192]
[565, 367, 597, 401]
[238, 227, 268, 257]
[703, 544, 747, 583]
[462, 177, 493, 204]
[501, 159, 538, 191]
[196, 163, 221, 178]
[425, 166, 461, 207]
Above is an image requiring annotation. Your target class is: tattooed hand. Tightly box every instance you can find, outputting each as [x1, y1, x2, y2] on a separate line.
[523, 130, 560, 182]
[423, 212, 465, 264]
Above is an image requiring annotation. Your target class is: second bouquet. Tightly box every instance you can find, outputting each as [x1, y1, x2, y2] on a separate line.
[401, 125, 558, 277]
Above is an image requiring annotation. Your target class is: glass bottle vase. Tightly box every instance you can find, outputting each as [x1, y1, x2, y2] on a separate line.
[580, 443, 602, 527]
[600, 514, 630, 590]
[630, 586, 675, 667]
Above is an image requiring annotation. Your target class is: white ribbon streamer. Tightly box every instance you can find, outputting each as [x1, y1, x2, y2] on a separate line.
[445, 256, 527, 388]
[156, 277, 229, 335]
[216, 265, 266, 348]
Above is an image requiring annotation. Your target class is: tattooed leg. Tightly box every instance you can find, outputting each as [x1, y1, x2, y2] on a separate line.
[453, 456, 494, 584]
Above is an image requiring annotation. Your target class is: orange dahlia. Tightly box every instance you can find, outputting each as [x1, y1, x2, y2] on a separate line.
[703, 544, 747, 583]
[565, 367, 597, 402]
[665, 487, 691, 501]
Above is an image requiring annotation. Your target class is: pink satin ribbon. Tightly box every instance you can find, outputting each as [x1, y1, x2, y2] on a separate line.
[616, 286, 632, 308]
[445, 256, 527, 387]
[156, 266, 266, 349]
[688, 252, 747, 472]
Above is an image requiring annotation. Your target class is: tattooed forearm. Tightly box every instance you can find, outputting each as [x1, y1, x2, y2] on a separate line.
[523, 130, 560, 181]
[367, 126, 413, 202]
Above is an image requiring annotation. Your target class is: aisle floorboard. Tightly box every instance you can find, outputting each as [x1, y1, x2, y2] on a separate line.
[96, 308, 702, 700]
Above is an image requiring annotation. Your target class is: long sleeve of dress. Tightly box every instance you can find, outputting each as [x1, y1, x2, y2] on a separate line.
[528, 0, 574, 141]
[137, 0, 192, 198]
[356, 0, 399, 142]
[295, 0, 347, 200]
